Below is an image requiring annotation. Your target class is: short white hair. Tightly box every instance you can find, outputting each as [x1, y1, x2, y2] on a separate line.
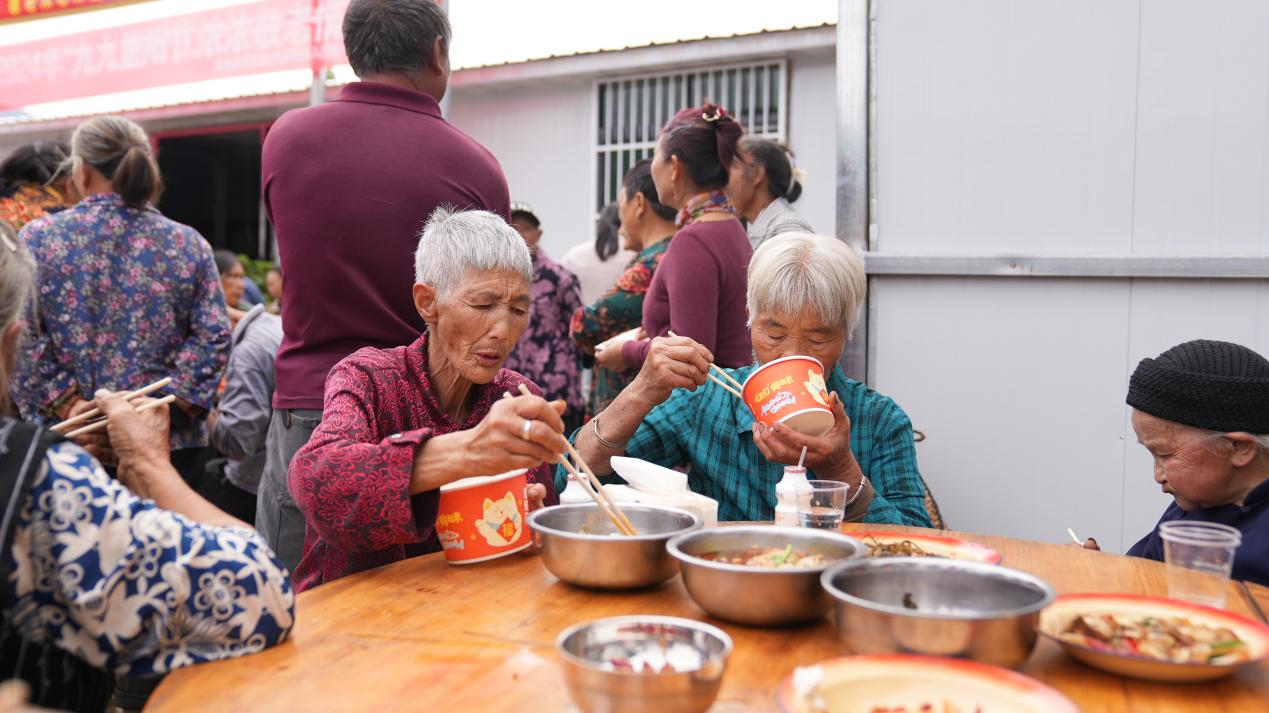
[414, 207, 533, 297]
[746, 232, 866, 335]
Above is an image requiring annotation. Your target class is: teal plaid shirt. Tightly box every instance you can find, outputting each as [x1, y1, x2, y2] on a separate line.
[559, 364, 931, 526]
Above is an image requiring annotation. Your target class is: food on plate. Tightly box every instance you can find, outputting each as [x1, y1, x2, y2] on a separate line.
[1059, 613, 1250, 665]
[861, 536, 949, 559]
[699, 544, 834, 568]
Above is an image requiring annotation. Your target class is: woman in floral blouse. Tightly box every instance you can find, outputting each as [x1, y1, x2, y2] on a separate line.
[0, 232, 293, 712]
[12, 117, 230, 484]
[289, 208, 565, 591]
[571, 159, 678, 413]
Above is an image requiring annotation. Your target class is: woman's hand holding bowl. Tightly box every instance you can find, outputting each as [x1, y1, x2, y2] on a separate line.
[752, 390, 864, 492]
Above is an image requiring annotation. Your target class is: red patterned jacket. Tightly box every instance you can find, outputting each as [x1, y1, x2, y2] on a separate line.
[289, 331, 557, 591]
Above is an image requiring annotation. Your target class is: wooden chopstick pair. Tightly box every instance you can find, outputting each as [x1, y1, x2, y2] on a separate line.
[666, 331, 743, 399]
[53, 377, 175, 439]
[502, 385, 638, 536]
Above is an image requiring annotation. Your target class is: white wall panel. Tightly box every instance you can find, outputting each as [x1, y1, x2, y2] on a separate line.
[1131, 0, 1269, 254]
[449, 80, 594, 259]
[870, 277, 1132, 550]
[874, 0, 1140, 253]
[788, 52, 838, 239]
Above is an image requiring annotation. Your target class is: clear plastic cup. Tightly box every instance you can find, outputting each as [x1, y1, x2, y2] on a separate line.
[1158, 521, 1242, 608]
[798, 480, 849, 530]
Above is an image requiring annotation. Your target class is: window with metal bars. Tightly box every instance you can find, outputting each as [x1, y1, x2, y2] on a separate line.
[593, 60, 788, 211]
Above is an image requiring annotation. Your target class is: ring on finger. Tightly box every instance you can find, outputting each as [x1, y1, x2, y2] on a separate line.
[521, 418, 533, 440]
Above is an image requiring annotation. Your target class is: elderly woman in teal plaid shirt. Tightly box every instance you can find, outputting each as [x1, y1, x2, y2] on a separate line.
[561, 232, 930, 526]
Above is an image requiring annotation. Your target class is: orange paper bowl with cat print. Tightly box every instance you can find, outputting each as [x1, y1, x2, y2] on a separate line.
[742, 355, 834, 436]
[436, 469, 531, 565]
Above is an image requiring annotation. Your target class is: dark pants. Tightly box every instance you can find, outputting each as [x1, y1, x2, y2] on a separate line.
[200, 458, 258, 524]
[256, 408, 321, 573]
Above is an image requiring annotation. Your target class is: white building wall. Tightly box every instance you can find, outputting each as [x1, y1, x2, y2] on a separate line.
[449, 78, 595, 259]
[449, 47, 839, 260]
[870, 0, 1269, 551]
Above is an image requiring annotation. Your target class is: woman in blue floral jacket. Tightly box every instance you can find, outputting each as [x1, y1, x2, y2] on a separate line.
[12, 116, 230, 483]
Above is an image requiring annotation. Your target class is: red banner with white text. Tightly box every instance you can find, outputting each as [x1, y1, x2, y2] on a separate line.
[0, 0, 350, 110]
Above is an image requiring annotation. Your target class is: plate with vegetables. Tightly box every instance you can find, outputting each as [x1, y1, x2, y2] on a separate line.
[1038, 593, 1269, 682]
[851, 531, 1003, 564]
[775, 655, 1078, 713]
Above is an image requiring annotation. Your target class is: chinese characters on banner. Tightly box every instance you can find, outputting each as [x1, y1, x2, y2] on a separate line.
[0, 0, 351, 110]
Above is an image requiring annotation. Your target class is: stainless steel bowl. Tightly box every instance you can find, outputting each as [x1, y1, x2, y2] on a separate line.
[529, 504, 702, 590]
[821, 557, 1056, 668]
[666, 526, 866, 626]
[556, 615, 732, 713]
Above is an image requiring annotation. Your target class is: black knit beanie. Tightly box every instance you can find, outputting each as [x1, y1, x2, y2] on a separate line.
[1127, 339, 1269, 433]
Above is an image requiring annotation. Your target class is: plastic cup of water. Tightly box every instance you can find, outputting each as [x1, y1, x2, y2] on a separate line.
[798, 480, 849, 529]
[1158, 521, 1241, 609]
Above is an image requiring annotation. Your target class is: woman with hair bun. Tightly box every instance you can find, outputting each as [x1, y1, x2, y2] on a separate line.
[596, 102, 752, 374]
[12, 116, 230, 486]
[726, 137, 815, 248]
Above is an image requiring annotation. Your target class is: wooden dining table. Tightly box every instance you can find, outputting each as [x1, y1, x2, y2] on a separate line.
[146, 524, 1269, 712]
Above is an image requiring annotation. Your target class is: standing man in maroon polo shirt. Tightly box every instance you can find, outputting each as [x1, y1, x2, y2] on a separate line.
[259, 0, 510, 571]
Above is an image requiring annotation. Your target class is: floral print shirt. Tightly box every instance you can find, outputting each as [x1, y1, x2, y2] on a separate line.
[503, 249, 585, 422]
[570, 237, 673, 413]
[4, 437, 295, 677]
[289, 330, 558, 592]
[13, 193, 230, 450]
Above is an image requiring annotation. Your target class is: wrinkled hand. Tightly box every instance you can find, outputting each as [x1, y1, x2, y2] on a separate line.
[594, 327, 642, 371]
[752, 391, 862, 490]
[463, 394, 569, 475]
[527, 483, 548, 512]
[629, 335, 712, 406]
[94, 389, 170, 491]
[64, 399, 114, 466]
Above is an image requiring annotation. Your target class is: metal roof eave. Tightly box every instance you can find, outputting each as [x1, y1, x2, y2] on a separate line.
[451, 25, 836, 90]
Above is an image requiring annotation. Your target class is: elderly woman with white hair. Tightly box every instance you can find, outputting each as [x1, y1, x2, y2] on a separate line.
[288, 208, 568, 591]
[565, 232, 930, 526]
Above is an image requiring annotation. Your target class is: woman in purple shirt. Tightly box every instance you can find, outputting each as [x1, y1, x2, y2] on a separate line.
[596, 102, 752, 372]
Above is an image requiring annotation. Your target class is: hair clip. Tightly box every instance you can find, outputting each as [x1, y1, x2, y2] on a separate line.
[701, 108, 722, 122]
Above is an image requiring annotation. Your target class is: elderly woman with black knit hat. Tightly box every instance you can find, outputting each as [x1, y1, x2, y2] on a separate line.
[1121, 339, 1269, 586]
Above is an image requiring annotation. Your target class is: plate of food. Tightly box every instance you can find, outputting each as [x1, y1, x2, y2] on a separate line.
[776, 655, 1078, 713]
[852, 531, 1003, 564]
[1038, 593, 1269, 682]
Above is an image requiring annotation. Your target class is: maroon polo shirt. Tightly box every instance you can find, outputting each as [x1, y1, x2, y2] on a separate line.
[263, 81, 511, 409]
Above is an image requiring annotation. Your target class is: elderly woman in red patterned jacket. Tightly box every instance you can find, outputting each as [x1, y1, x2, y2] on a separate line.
[288, 208, 567, 591]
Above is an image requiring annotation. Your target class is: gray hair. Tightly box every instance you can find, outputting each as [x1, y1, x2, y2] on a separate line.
[414, 207, 533, 298]
[747, 232, 867, 335]
[70, 115, 161, 208]
[0, 221, 36, 416]
[343, 0, 451, 78]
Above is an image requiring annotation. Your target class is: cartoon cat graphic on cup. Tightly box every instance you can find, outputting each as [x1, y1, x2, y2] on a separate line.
[475, 492, 524, 547]
[804, 369, 830, 406]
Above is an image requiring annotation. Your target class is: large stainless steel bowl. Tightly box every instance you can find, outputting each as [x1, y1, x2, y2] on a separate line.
[556, 615, 732, 713]
[529, 504, 702, 590]
[821, 557, 1056, 668]
[667, 526, 866, 626]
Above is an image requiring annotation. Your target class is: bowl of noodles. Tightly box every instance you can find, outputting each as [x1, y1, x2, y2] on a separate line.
[666, 526, 866, 626]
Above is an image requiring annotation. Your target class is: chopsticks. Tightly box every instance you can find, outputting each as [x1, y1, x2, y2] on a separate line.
[1066, 528, 1082, 546]
[503, 385, 638, 536]
[51, 377, 173, 433]
[63, 395, 176, 438]
[666, 331, 743, 399]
